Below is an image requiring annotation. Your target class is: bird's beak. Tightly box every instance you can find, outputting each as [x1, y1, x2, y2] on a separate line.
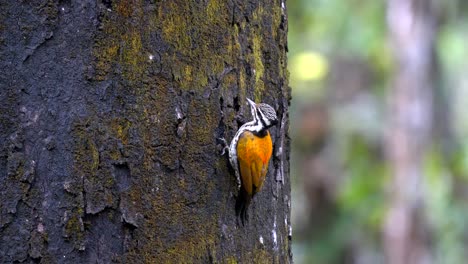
[246, 98, 256, 108]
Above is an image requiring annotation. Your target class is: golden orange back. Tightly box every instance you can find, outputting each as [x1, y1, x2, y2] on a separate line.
[236, 130, 273, 196]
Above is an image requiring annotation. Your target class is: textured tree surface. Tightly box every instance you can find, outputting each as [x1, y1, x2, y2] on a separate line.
[0, 0, 291, 263]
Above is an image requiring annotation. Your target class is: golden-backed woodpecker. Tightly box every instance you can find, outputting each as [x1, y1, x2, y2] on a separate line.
[227, 98, 278, 224]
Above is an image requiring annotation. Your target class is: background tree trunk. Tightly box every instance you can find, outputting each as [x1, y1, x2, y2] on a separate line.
[384, 0, 438, 263]
[0, 0, 291, 263]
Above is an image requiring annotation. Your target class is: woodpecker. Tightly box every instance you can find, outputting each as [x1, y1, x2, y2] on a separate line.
[224, 98, 278, 224]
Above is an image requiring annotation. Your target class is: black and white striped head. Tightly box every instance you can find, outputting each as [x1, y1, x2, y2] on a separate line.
[247, 98, 278, 129]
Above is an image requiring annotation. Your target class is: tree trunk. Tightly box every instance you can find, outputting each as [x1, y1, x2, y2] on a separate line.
[0, 0, 291, 263]
[384, 0, 438, 263]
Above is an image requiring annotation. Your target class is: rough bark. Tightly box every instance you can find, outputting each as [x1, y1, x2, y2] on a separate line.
[384, 0, 438, 263]
[0, 0, 291, 263]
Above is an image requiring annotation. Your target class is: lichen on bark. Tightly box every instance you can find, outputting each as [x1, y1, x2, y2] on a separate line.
[0, 0, 291, 263]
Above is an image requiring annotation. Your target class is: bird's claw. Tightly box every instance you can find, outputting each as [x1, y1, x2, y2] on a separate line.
[217, 137, 229, 156]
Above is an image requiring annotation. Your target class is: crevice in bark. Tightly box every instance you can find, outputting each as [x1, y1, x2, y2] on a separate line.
[1, 0, 291, 262]
[101, 0, 112, 10]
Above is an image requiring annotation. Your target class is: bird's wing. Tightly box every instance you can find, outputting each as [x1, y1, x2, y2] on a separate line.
[236, 131, 272, 195]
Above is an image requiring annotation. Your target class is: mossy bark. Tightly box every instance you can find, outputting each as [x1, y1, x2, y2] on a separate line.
[0, 0, 291, 263]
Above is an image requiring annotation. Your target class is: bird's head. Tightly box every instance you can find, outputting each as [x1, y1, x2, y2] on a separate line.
[247, 98, 278, 129]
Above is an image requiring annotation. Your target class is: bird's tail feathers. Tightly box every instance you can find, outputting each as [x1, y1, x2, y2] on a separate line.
[235, 188, 251, 226]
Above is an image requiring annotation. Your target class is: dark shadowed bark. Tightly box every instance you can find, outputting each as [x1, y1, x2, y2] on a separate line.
[384, 0, 438, 263]
[0, 0, 291, 263]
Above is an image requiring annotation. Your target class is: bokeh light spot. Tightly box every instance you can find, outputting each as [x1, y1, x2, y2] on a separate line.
[290, 52, 329, 82]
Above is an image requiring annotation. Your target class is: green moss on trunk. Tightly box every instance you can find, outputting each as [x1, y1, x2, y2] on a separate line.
[1, 0, 290, 262]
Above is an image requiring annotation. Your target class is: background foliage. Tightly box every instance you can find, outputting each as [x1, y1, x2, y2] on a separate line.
[288, 0, 468, 263]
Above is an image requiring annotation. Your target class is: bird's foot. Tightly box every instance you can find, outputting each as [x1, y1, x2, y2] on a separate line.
[217, 137, 229, 156]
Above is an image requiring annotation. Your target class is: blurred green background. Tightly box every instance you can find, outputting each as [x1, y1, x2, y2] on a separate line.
[288, 0, 468, 263]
